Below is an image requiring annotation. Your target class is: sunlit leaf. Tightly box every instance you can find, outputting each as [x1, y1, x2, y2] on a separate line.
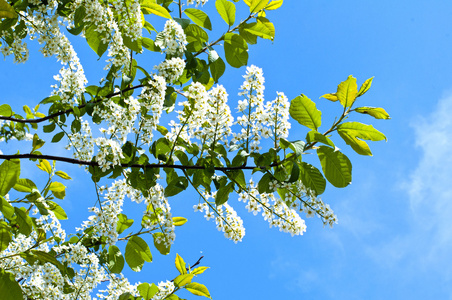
[317, 146, 352, 188]
[289, 94, 321, 130]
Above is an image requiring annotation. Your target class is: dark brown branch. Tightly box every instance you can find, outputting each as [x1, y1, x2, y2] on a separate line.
[0, 153, 281, 171]
[0, 85, 144, 124]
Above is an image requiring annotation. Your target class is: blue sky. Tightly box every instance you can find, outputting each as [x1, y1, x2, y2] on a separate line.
[2, 0, 452, 299]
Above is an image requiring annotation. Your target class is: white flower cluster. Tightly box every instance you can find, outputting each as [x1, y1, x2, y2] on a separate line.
[194, 199, 245, 243]
[196, 85, 234, 145]
[156, 57, 186, 83]
[25, 7, 87, 105]
[262, 92, 291, 147]
[155, 19, 187, 56]
[94, 137, 124, 171]
[97, 274, 139, 299]
[238, 179, 307, 236]
[233, 65, 267, 153]
[292, 181, 338, 227]
[187, 0, 208, 7]
[0, 31, 29, 63]
[139, 75, 167, 144]
[67, 120, 94, 161]
[140, 183, 176, 248]
[79, 179, 128, 245]
[152, 280, 175, 300]
[94, 96, 140, 144]
[110, 0, 142, 42]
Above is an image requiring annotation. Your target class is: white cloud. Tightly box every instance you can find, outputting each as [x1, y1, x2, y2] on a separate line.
[369, 92, 452, 281]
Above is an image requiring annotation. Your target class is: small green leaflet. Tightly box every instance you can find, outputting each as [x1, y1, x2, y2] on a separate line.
[299, 162, 326, 195]
[175, 253, 186, 275]
[125, 236, 152, 272]
[243, 19, 274, 40]
[185, 282, 211, 299]
[184, 8, 212, 30]
[337, 122, 387, 141]
[265, 0, 283, 10]
[249, 0, 270, 13]
[289, 94, 321, 130]
[354, 107, 390, 119]
[108, 245, 125, 274]
[141, 2, 172, 19]
[0, 159, 20, 197]
[336, 75, 358, 108]
[0, 104, 12, 117]
[137, 282, 159, 300]
[357, 77, 374, 97]
[215, 0, 236, 26]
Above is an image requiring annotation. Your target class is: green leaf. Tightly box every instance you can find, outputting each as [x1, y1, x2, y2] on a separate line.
[215, 182, 234, 205]
[306, 130, 335, 148]
[243, 19, 274, 40]
[85, 24, 109, 57]
[215, 0, 236, 26]
[0, 0, 17, 19]
[0, 222, 11, 251]
[153, 232, 170, 255]
[184, 8, 212, 30]
[0, 104, 12, 117]
[258, 173, 272, 193]
[185, 282, 211, 298]
[336, 75, 358, 108]
[250, 0, 269, 13]
[210, 56, 226, 83]
[299, 162, 326, 195]
[0, 196, 14, 220]
[223, 33, 248, 68]
[317, 146, 352, 188]
[141, 2, 171, 18]
[32, 134, 45, 152]
[289, 94, 321, 130]
[142, 37, 161, 52]
[337, 122, 387, 141]
[108, 245, 125, 274]
[122, 35, 142, 52]
[14, 207, 33, 235]
[13, 178, 37, 193]
[36, 159, 52, 174]
[137, 282, 159, 300]
[51, 132, 65, 143]
[354, 107, 390, 120]
[172, 217, 187, 226]
[175, 253, 186, 275]
[47, 201, 67, 220]
[265, 0, 283, 10]
[49, 182, 66, 199]
[55, 171, 72, 180]
[125, 236, 152, 272]
[174, 274, 194, 287]
[0, 159, 20, 196]
[31, 250, 64, 271]
[320, 93, 338, 102]
[117, 214, 134, 234]
[191, 266, 209, 275]
[337, 130, 372, 156]
[357, 76, 373, 97]
[0, 269, 23, 300]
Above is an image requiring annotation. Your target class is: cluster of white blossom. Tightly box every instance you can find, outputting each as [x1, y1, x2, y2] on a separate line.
[109, 0, 142, 42]
[152, 280, 176, 300]
[262, 92, 291, 147]
[166, 82, 209, 148]
[139, 75, 167, 144]
[97, 274, 139, 299]
[0, 31, 29, 63]
[194, 198, 245, 243]
[232, 65, 267, 153]
[196, 85, 234, 145]
[155, 57, 186, 83]
[292, 181, 338, 227]
[155, 19, 187, 56]
[24, 6, 87, 105]
[187, 0, 208, 7]
[93, 96, 140, 144]
[79, 179, 128, 245]
[67, 120, 95, 161]
[138, 183, 176, 248]
[238, 179, 307, 236]
[94, 137, 124, 171]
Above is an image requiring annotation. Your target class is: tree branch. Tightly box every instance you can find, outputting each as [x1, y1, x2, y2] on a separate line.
[0, 153, 283, 171]
[0, 84, 144, 124]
